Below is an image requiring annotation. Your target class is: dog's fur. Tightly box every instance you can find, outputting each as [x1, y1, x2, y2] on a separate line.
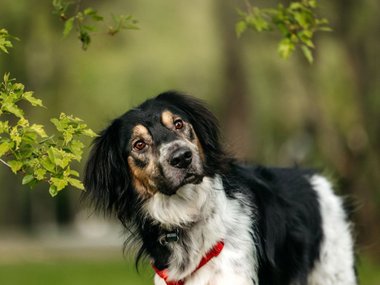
[84, 92, 357, 285]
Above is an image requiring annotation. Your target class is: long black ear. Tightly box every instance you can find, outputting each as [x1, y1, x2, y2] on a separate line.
[156, 91, 226, 173]
[83, 119, 130, 217]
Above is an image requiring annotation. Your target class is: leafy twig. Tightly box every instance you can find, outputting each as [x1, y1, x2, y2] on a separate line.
[0, 73, 97, 196]
[0, 29, 19, 54]
[52, 0, 138, 50]
[0, 158, 11, 168]
[236, 0, 332, 63]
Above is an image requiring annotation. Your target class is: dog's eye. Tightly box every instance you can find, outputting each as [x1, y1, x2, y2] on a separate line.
[133, 140, 147, 151]
[174, 119, 184, 130]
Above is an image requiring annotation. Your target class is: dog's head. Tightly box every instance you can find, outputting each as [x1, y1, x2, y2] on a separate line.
[84, 92, 225, 219]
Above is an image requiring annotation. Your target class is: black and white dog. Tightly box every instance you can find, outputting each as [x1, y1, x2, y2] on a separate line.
[84, 92, 357, 285]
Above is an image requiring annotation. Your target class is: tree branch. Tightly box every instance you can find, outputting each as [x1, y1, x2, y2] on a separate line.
[0, 158, 11, 168]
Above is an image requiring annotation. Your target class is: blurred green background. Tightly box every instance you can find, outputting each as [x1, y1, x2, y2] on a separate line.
[0, 0, 379, 284]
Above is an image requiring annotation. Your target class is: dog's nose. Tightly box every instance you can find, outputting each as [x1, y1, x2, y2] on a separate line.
[169, 147, 192, 169]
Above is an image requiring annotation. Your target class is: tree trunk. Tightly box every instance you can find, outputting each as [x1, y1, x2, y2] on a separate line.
[215, 0, 253, 160]
[333, 0, 380, 259]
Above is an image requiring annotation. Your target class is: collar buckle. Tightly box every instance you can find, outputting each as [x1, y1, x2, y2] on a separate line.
[159, 229, 180, 246]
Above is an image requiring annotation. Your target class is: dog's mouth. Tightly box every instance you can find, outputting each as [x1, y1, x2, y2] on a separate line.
[183, 173, 204, 185]
[158, 173, 204, 196]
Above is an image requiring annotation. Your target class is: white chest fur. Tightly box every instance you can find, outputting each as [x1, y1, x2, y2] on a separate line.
[144, 176, 258, 285]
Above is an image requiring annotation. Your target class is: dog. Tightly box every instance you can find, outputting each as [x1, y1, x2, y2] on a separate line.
[84, 92, 357, 285]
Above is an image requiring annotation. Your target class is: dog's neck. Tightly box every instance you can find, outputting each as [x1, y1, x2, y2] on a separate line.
[142, 175, 230, 280]
[142, 176, 220, 228]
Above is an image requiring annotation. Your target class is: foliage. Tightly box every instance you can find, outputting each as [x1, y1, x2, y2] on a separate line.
[0, 74, 97, 196]
[0, 3, 121, 195]
[236, 0, 331, 63]
[0, 28, 19, 54]
[52, 0, 139, 50]
[0, 0, 330, 197]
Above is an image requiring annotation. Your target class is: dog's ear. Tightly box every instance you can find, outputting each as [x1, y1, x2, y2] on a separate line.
[83, 119, 130, 215]
[156, 91, 225, 172]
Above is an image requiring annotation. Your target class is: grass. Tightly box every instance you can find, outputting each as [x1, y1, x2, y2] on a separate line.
[0, 255, 379, 285]
[358, 256, 380, 285]
[0, 259, 153, 285]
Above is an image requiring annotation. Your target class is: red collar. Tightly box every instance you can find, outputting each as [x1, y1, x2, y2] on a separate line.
[152, 241, 225, 285]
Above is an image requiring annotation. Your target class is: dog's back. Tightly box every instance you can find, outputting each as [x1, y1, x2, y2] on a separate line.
[233, 166, 357, 285]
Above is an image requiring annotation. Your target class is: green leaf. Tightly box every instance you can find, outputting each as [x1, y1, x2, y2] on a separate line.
[63, 17, 75, 38]
[83, 8, 97, 16]
[18, 143, 34, 158]
[48, 147, 73, 168]
[84, 8, 104, 21]
[0, 141, 11, 157]
[52, 0, 62, 10]
[276, 22, 289, 37]
[34, 168, 47, 180]
[294, 12, 309, 29]
[0, 29, 14, 54]
[51, 177, 68, 191]
[10, 127, 22, 149]
[22, 91, 44, 107]
[8, 160, 23, 173]
[79, 30, 91, 50]
[84, 8, 95, 15]
[49, 185, 58, 197]
[50, 117, 64, 132]
[289, 2, 303, 10]
[318, 26, 333, 32]
[69, 139, 84, 159]
[278, 38, 295, 59]
[40, 156, 56, 172]
[52, 0, 72, 14]
[316, 18, 330, 25]
[22, 174, 35, 185]
[30, 124, 48, 138]
[17, 117, 29, 128]
[0, 39, 11, 53]
[13, 83, 24, 92]
[108, 14, 139, 35]
[69, 169, 80, 177]
[63, 128, 74, 144]
[68, 177, 84, 190]
[82, 25, 96, 32]
[82, 128, 98, 137]
[57, 155, 72, 168]
[301, 45, 314, 63]
[235, 21, 247, 38]
[47, 147, 56, 164]
[2, 103, 24, 118]
[3, 72, 10, 83]
[247, 12, 270, 32]
[308, 0, 318, 8]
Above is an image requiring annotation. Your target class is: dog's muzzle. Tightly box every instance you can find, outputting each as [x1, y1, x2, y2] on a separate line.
[158, 141, 204, 195]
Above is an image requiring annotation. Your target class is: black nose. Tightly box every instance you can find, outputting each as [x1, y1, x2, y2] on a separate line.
[169, 147, 193, 169]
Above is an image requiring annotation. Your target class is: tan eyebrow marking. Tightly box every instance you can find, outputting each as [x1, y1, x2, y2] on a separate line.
[161, 110, 174, 128]
[132, 124, 150, 139]
[130, 124, 153, 148]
